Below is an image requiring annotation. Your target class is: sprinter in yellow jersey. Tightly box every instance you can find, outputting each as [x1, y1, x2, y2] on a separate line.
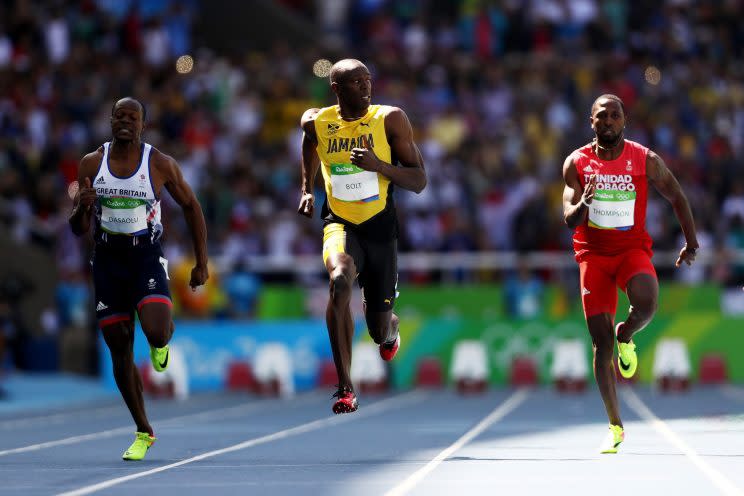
[298, 59, 426, 414]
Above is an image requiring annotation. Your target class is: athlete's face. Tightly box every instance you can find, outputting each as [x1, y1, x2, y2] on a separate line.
[111, 100, 144, 142]
[590, 100, 625, 147]
[332, 66, 372, 113]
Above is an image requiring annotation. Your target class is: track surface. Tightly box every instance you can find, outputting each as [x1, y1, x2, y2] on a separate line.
[2, 383, 744, 496]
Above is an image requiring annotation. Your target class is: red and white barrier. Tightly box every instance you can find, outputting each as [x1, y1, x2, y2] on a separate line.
[550, 339, 588, 392]
[253, 342, 295, 397]
[653, 338, 691, 392]
[415, 356, 444, 388]
[699, 353, 728, 385]
[351, 342, 388, 393]
[450, 340, 489, 393]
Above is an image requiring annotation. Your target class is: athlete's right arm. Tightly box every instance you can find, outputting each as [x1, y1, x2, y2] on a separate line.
[68, 152, 100, 236]
[562, 155, 596, 229]
[298, 108, 321, 218]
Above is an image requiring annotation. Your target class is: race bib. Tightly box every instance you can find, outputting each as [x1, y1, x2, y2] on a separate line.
[330, 163, 380, 202]
[588, 190, 636, 230]
[100, 197, 148, 233]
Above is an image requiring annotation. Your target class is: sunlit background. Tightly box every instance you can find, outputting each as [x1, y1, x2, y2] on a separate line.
[0, 0, 743, 401]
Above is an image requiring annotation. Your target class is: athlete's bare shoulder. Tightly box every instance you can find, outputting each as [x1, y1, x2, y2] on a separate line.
[380, 105, 406, 120]
[301, 108, 321, 143]
[645, 149, 670, 182]
[301, 108, 321, 128]
[149, 147, 179, 176]
[562, 153, 579, 181]
[381, 106, 412, 137]
[82, 145, 104, 163]
[646, 149, 663, 167]
[79, 146, 104, 177]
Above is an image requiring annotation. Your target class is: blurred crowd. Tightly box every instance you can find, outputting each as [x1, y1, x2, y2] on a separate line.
[0, 0, 743, 333]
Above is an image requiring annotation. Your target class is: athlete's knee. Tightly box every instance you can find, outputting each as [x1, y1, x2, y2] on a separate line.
[588, 327, 614, 360]
[381, 313, 399, 343]
[367, 321, 389, 344]
[592, 340, 614, 362]
[366, 312, 396, 344]
[627, 274, 658, 316]
[632, 294, 658, 320]
[390, 313, 399, 332]
[140, 320, 172, 348]
[102, 322, 133, 355]
[329, 270, 353, 304]
[138, 300, 174, 347]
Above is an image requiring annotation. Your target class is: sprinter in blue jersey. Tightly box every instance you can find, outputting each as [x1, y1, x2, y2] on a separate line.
[69, 97, 208, 460]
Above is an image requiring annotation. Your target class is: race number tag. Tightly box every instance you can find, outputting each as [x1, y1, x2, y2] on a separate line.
[588, 190, 636, 230]
[330, 163, 380, 202]
[100, 197, 148, 233]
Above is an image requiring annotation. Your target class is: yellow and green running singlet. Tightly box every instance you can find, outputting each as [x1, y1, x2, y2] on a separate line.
[314, 104, 393, 225]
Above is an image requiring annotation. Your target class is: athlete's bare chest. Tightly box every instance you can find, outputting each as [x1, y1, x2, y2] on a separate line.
[107, 157, 141, 178]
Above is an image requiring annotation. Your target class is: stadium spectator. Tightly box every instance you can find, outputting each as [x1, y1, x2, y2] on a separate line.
[0, 0, 741, 326]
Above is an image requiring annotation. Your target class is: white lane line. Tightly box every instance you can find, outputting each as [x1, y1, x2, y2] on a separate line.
[0, 405, 122, 430]
[57, 390, 429, 496]
[0, 394, 319, 457]
[624, 388, 744, 496]
[0, 426, 132, 456]
[383, 388, 530, 496]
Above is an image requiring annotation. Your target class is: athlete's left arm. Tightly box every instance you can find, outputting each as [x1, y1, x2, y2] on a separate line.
[158, 152, 209, 288]
[350, 107, 426, 193]
[647, 151, 699, 266]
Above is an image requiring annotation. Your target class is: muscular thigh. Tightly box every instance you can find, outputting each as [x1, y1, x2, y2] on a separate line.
[358, 238, 398, 312]
[323, 222, 364, 275]
[616, 249, 657, 293]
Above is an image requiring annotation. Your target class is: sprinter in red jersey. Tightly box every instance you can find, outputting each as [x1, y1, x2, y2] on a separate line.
[562, 94, 698, 453]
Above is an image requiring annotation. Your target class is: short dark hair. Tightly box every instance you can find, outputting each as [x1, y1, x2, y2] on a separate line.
[592, 94, 625, 114]
[329, 59, 367, 84]
[111, 97, 147, 121]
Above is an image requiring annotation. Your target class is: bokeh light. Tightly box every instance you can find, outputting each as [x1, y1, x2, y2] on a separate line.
[645, 66, 661, 85]
[313, 59, 332, 78]
[176, 55, 194, 74]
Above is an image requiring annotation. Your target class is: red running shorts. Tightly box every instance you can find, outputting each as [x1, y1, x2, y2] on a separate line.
[578, 248, 657, 319]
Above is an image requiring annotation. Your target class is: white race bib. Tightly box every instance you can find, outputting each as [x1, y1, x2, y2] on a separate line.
[100, 197, 148, 233]
[588, 190, 635, 229]
[330, 163, 380, 202]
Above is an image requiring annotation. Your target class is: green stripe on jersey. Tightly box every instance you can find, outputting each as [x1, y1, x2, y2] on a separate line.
[101, 197, 147, 209]
[331, 163, 366, 175]
[594, 190, 636, 202]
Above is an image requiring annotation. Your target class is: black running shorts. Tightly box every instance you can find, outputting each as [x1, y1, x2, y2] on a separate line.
[91, 238, 172, 328]
[323, 222, 398, 312]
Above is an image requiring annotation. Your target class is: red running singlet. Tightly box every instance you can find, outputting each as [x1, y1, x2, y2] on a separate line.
[571, 139, 652, 260]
